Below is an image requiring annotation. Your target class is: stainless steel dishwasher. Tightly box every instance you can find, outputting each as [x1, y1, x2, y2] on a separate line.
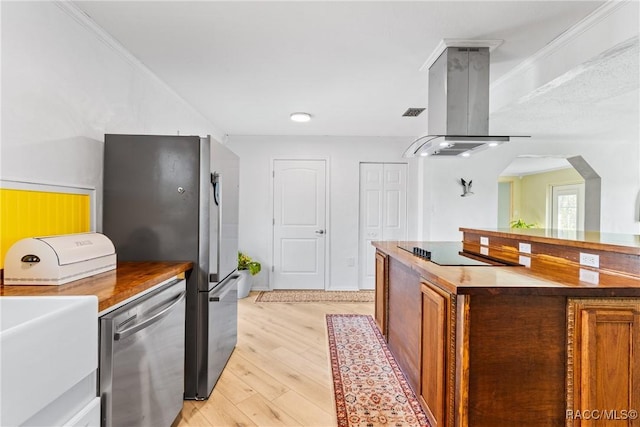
[99, 278, 186, 427]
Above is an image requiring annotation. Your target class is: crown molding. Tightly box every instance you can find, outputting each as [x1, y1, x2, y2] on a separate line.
[491, 0, 632, 90]
[53, 0, 227, 142]
[55, 1, 145, 71]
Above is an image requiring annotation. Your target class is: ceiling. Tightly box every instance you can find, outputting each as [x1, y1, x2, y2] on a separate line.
[491, 34, 639, 141]
[500, 157, 572, 177]
[74, 1, 637, 139]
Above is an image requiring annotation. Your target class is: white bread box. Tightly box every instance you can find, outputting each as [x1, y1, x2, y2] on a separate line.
[3, 233, 116, 285]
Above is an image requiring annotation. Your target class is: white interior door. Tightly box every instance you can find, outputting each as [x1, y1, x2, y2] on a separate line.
[359, 163, 407, 290]
[273, 159, 327, 289]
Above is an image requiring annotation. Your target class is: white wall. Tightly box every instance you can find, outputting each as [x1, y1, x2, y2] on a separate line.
[638, 138, 640, 222]
[420, 137, 640, 241]
[0, 1, 225, 229]
[227, 135, 419, 290]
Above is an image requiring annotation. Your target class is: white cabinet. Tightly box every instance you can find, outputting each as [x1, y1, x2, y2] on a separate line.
[65, 397, 101, 427]
[0, 296, 99, 426]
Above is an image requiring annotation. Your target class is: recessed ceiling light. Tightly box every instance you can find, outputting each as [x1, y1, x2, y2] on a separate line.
[419, 152, 429, 157]
[461, 152, 471, 157]
[290, 112, 311, 122]
[488, 142, 499, 147]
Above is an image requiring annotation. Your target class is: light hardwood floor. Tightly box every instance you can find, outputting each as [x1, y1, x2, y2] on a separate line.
[174, 292, 374, 427]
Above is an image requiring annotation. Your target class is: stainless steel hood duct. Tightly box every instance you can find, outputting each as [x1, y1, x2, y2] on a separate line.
[404, 46, 527, 158]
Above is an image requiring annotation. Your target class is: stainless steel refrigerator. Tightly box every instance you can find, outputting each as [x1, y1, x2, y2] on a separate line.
[103, 134, 239, 401]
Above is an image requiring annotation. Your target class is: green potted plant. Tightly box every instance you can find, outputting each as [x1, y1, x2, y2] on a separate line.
[238, 251, 261, 275]
[510, 219, 536, 229]
[237, 251, 261, 298]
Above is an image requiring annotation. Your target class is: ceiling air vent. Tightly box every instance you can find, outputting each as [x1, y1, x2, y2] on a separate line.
[402, 108, 426, 117]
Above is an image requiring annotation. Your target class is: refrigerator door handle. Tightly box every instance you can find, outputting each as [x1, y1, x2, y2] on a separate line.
[209, 275, 240, 301]
[210, 170, 222, 284]
[211, 172, 220, 206]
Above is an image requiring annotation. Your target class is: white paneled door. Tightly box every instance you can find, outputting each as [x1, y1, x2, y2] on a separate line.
[272, 159, 327, 289]
[359, 163, 407, 289]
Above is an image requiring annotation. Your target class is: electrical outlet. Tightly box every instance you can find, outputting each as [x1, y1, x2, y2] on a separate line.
[347, 257, 355, 267]
[518, 255, 531, 268]
[480, 236, 489, 246]
[579, 268, 599, 285]
[579, 252, 600, 268]
[519, 243, 531, 254]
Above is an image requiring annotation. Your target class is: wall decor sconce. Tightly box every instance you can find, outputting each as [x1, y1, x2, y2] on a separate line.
[460, 178, 474, 197]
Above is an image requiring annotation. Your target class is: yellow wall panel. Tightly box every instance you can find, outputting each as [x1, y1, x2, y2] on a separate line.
[0, 189, 90, 269]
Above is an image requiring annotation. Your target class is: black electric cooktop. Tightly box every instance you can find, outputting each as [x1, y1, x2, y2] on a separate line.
[397, 242, 516, 267]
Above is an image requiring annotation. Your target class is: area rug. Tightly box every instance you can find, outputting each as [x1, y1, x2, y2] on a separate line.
[326, 314, 430, 427]
[254, 290, 374, 303]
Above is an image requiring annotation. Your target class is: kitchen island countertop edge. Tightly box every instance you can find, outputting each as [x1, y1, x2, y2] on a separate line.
[373, 240, 640, 296]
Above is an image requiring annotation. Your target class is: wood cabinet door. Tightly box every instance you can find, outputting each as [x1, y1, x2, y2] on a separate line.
[387, 258, 422, 392]
[421, 281, 451, 427]
[568, 299, 640, 427]
[374, 251, 388, 338]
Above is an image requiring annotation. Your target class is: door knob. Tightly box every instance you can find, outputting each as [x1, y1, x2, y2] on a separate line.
[315, 230, 325, 235]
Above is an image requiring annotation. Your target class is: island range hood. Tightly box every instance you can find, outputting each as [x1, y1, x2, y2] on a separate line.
[404, 45, 528, 157]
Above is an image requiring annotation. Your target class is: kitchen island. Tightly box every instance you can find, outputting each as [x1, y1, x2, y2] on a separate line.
[374, 229, 640, 427]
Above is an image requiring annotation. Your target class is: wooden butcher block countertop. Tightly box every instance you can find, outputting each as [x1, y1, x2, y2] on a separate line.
[1, 261, 193, 313]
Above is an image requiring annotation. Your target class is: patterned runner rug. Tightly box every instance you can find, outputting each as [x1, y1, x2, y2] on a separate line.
[254, 290, 374, 303]
[326, 314, 430, 427]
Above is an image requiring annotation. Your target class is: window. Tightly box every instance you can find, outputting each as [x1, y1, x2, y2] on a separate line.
[551, 183, 585, 231]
